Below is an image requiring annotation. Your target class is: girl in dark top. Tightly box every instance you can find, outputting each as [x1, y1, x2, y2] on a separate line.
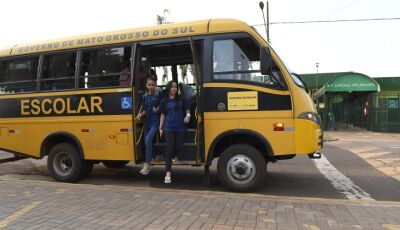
[137, 76, 162, 175]
[159, 80, 190, 183]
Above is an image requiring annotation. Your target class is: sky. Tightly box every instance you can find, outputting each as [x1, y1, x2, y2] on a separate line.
[0, 0, 399, 78]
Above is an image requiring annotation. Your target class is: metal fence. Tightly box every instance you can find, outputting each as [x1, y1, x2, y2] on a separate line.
[328, 93, 368, 130]
[368, 92, 400, 133]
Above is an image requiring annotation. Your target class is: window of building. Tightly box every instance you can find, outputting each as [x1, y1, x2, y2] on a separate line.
[0, 57, 39, 94]
[41, 52, 76, 91]
[79, 46, 131, 89]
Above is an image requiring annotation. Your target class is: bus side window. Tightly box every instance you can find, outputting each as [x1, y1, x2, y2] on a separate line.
[0, 57, 39, 94]
[212, 37, 285, 88]
[41, 52, 76, 91]
[79, 46, 131, 89]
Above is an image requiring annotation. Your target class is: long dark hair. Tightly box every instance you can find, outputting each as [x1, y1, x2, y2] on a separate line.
[162, 80, 182, 112]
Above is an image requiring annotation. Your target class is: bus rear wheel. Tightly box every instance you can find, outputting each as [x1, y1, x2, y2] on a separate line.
[102, 160, 129, 168]
[217, 144, 266, 192]
[47, 143, 83, 183]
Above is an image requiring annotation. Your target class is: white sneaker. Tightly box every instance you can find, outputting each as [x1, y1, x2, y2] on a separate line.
[164, 172, 171, 184]
[139, 163, 151, 175]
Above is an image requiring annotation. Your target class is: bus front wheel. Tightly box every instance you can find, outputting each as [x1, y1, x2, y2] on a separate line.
[217, 144, 266, 192]
[47, 143, 84, 183]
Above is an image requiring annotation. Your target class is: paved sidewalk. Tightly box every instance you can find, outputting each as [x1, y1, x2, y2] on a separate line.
[325, 131, 400, 182]
[0, 179, 399, 230]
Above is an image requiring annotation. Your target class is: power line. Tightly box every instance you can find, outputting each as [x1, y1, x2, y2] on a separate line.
[252, 17, 400, 26]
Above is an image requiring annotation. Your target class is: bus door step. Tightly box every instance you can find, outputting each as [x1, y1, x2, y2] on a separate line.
[151, 160, 199, 166]
[154, 143, 197, 147]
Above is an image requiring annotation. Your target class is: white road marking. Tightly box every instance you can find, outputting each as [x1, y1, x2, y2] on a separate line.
[312, 155, 374, 201]
[361, 151, 392, 159]
[349, 146, 379, 154]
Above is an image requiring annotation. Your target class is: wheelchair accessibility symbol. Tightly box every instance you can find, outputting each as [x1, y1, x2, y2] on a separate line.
[121, 97, 132, 110]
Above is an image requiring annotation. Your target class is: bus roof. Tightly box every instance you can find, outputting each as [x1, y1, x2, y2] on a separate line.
[0, 19, 261, 58]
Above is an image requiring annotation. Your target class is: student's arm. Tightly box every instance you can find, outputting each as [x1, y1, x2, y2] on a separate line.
[152, 97, 160, 113]
[159, 99, 165, 137]
[183, 98, 190, 124]
[183, 109, 190, 124]
[136, 95, 146, 119]
[153, 91, 163, 113]
[159, 113, 165, 137]
[136, 110, 146, 119]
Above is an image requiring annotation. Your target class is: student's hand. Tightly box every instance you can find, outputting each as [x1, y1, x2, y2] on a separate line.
[152, 106, 159, 113]
[159, 129, 163, 138]
[184, 116, 190, 124]
[136, 113, 142, 120]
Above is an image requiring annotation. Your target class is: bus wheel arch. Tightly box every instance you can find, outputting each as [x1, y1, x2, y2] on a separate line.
[206, 129, 274, 166]
[41, 132, 84, 159]
[42, 133, 92, 182]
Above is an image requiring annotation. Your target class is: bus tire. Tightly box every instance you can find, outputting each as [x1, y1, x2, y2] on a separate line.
[47, 143, 83, 183]
[217, 144, 266, 192]
[102, 160, 129, 168]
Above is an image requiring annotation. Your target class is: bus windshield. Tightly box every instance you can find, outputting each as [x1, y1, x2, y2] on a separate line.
[276, 54, 306, 89]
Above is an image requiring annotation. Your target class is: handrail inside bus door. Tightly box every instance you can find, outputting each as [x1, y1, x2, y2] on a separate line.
[131, 42, 141, 163]
[189, 37, 202, 164]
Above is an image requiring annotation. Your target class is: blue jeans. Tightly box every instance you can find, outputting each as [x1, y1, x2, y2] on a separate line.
[144, 126, 158, 164]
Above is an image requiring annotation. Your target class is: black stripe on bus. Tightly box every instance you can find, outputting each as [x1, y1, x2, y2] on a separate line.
[203, 87, 292, 112]
[0, 92, 133, 118]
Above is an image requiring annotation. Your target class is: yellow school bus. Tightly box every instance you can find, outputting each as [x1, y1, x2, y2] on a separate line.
[0, 19, 322, 191]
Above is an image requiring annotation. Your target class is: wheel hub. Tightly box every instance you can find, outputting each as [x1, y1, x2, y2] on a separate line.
[226, 155, 256, 184]
[53, 152, 73, 177]
[236, 165, 246, 175]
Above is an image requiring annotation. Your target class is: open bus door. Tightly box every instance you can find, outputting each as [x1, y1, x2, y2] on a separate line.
[132, 39, 202, 165]
[190, 37, 209, 183]
[132, 42, 145, 164]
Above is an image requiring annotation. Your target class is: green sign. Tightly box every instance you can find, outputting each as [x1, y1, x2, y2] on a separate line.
[325, 73, 379, 92]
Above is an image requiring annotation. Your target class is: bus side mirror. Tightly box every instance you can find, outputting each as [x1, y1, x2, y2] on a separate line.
[260, 47, 272, 75]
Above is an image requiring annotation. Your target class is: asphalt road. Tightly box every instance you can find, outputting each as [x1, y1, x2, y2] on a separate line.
[1, 142, 399, 202]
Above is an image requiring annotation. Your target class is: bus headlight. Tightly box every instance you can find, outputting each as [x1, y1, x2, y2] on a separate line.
[298, 112, 320, 125]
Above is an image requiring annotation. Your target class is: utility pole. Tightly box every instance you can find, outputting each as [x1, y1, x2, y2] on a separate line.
[259, 1, 270, 43]
[266, 1, 270, 43]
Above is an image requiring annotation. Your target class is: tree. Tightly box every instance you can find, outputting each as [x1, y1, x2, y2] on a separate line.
[179, 65, 188, 83]
[156, 9, 170, 25]
[156, 9, 170, 83]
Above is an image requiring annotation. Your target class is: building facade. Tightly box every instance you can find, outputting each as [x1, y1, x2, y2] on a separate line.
[300, 72, 400, 133]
